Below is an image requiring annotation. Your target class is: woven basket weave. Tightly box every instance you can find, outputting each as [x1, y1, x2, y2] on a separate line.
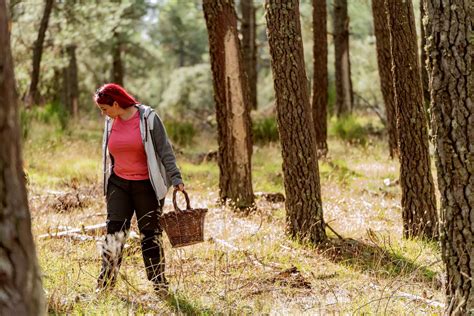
[159, 189, 207, 248]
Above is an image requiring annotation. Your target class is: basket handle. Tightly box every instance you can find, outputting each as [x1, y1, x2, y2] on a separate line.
[173, 189, 191, 212]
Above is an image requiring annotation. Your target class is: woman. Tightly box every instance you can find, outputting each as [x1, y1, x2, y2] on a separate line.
[94, 83, 184, 295]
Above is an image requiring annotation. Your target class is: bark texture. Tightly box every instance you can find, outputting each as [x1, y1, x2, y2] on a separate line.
[27, 0, 54, 105]
[386, 0, 438, 239]
[419, 1, 431, 112]
[371, 0, 398, 158]
[265, 0, 326, 243]
[333, 0, 353, 117]
[0, 1, 45, 314]
[240, 0, 258, 110]
[312, 0, 328, 156]
[426, 0, 473, 313]
[203, 0, 254, 209]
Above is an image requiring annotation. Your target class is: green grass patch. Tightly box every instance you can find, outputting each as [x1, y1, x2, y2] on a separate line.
[252, 145, 284, 193]
[180, 160, 219, 190]
[319, 159, 361, 185]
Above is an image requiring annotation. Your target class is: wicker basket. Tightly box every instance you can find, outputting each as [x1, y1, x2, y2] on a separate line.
[159, 189, 207, 248]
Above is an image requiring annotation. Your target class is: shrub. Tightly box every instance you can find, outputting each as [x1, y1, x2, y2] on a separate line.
[329, 115, 367, 145]
[20, 108, 34, 140]
[165, 121, 196, 147]
[20, 101, 69, 140]
[43, 102, 69, 131]
[252, 117, 279, 144]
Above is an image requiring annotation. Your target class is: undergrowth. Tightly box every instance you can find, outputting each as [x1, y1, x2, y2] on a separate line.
[26, 116, 444, 315]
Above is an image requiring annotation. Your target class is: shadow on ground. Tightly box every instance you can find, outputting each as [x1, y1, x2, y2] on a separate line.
[167, 292, 216, 315]
[315, 236, 439, 285]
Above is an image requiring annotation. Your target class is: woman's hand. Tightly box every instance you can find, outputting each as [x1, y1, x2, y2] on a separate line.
[175, 183, 185, 192]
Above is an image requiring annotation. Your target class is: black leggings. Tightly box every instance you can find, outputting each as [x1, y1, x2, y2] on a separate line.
[97, 173, 166, 289]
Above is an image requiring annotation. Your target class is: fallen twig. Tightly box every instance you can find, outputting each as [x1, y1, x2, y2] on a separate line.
[369, 283, 445, 309]
[39, 223, 106, 239]
[209, 237, 281, 270]
[326, 223, 345, 240]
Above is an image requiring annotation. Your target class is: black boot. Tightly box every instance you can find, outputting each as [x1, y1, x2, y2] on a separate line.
[143, 255, 169, 298]
[141, 229, 168, 296]
[143, 256, 167, 283]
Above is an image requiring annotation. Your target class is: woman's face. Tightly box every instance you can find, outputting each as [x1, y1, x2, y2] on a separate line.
[96, 102, 121, 118]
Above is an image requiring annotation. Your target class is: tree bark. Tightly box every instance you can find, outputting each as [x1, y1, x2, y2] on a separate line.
[0, 1, 45, 314]
[385, 0, 438, 239]
[203, 0, 254, 209]
[371, 0, 398, 158]
[240, 0, 258, 110]
[426, 0, 473, 313]
[333, 0, 353, 117]
[312, 0, 328, 157]
[419, 1, 431, 115]
[265, 0, 326, 243]
[112, 31, 124, 86]
[26, 0, 54, 105]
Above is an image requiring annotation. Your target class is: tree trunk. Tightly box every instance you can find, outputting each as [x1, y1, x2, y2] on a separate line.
[0, 1, 45, 314]
[62, 0, 78, 118]
[203, 0, 254, 209]
[419, 1, 431, 117]
[385, 0, 438, 239]
[312, 0, 328, 157]
[112, 31, 124, 86]
[26, 0, 54, 105]
[426, 0, 473, 313]
[265, 0, 326, 243]
[371, 0, 398, 158]
[333, 0, 353, 117]
[240, 0, 258, 110]
[61, 45, 79, 118]
[178, 41, 185, 67]
[67, 45, 79, 117]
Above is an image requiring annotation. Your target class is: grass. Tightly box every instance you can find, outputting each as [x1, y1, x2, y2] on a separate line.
[26, 115, 445, 314]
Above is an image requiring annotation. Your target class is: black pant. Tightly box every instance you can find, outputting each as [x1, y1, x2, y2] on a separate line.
[97, 173, 166, 289]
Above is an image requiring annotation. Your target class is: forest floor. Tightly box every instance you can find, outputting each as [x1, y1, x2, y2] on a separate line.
[25, 116, 445, 315]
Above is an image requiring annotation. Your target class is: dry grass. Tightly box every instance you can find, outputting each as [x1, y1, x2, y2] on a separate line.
[26, 119, 445, 315]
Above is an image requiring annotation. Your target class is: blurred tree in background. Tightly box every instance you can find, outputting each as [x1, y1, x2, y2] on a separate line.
[158, 63, 213, 126]
[151, 0, 208, 68]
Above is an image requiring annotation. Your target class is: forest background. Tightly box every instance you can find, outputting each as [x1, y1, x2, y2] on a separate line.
[4, 0, 461, 314]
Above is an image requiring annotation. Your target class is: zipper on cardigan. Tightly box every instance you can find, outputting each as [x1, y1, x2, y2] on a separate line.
[145, 118, 148, 142]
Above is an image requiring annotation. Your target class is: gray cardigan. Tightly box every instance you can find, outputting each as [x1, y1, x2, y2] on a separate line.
[102, 104, 183, 200]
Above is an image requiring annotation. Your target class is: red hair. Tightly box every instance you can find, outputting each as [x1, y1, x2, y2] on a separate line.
[94, 83, 138, 108]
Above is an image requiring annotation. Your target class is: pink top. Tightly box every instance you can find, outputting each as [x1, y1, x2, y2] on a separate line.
[108, 111, 149, 180]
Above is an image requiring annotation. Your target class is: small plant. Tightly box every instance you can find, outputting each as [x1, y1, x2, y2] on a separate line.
[252, 117, 279, 144]
[20, 108, 34, 140]
[165, 121, 196, 147]
[20, 101, 70, 140]
[329, 115, 367, 145]
[32, 102, 70, 131]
